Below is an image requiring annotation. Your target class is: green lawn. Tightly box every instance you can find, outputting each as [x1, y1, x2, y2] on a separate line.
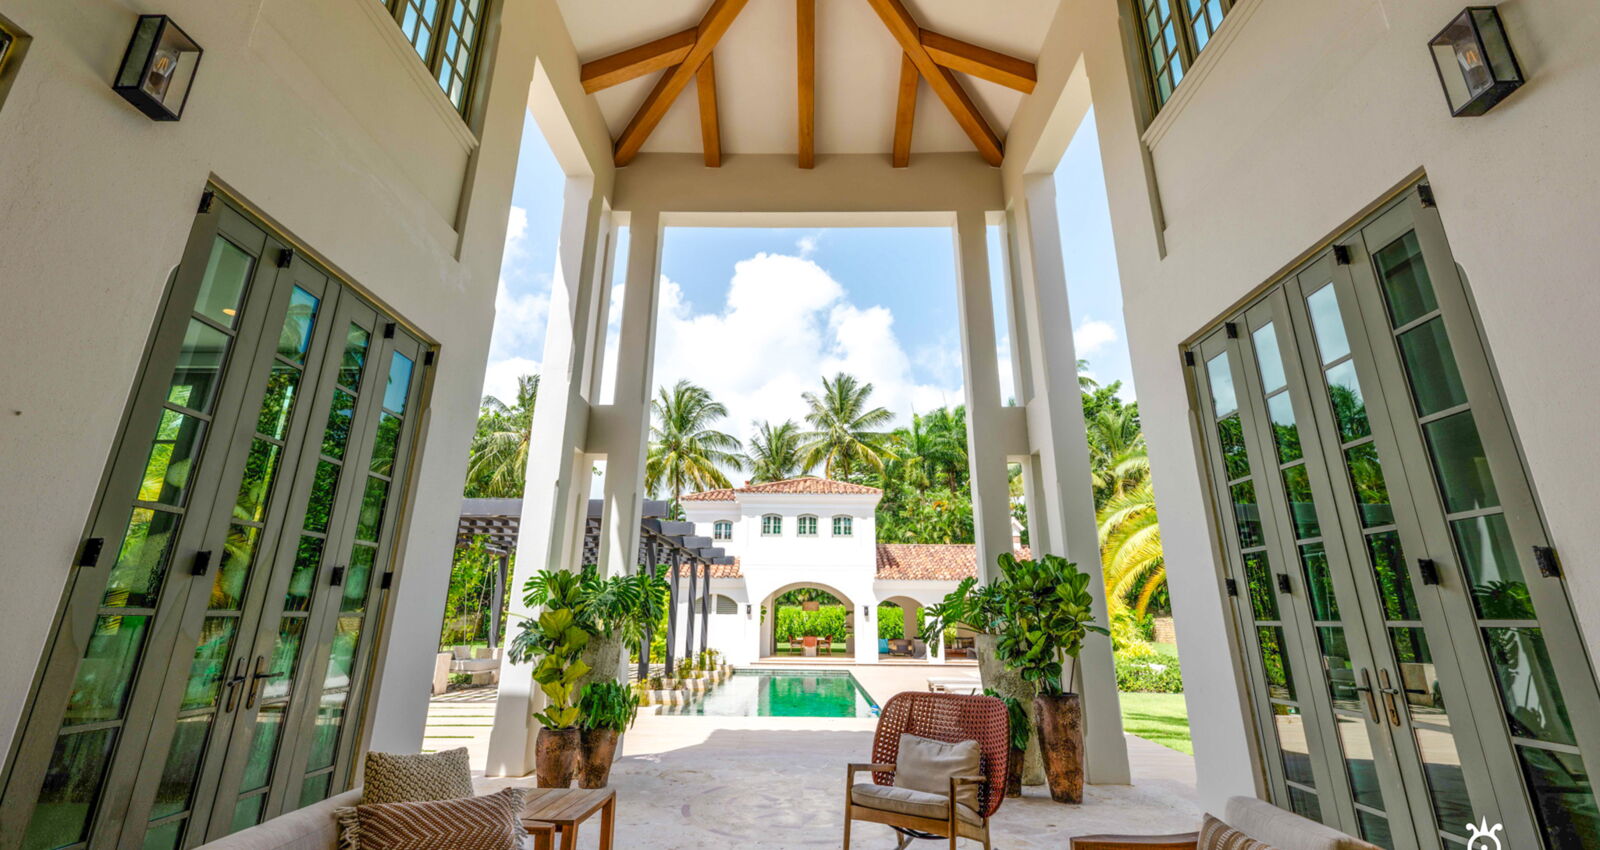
[1118, 692, 1193, 755]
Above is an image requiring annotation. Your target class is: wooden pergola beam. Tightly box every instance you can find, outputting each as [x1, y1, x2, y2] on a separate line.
[864, 0, 1002, 166]
[797, 0, 816, 169]
[697, 53, 721, 167]
[614, 0, 750, 166]
[892, 52, 917, 168]
[920, 29, 1036, 94]
[580, 28, 697, 94]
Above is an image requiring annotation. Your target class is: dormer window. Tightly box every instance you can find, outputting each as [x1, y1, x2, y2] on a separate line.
[797, 515, 818, 537]
[762, 514, 782, 536]
[832, 515, 853, 537]
[713, 520, 732, 540]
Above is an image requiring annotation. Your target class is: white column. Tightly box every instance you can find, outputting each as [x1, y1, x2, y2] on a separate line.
[597, 210, 662, 577]
[486, 178, 608, 777]
[952, 209, 1014, 583]
[1008, 175, 1131, 784]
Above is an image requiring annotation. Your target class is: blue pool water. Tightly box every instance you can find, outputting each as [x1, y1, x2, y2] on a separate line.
[669, 669, 879, 717]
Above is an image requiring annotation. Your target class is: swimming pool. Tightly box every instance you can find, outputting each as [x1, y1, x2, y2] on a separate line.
[667, 669, 879, 718]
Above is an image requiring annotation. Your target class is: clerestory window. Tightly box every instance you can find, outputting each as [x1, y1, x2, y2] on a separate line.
[380, 0, 489, 114]
[1133, 0, 1234, 110]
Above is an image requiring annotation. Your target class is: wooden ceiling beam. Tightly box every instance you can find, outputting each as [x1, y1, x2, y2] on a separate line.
[796, 0, 816, 169]
[864, 0, 1002, 166]
[696, 53, 722, 167]
[614, 0, 750, 167]
[919, 29, 1036, 94]
[892, 52, 917, 168]
[580, 28, 697, 94]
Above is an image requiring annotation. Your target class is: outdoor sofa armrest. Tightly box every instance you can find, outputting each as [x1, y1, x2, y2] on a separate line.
[847, 762, 897, 778]
[1070, 832, 1201, 850]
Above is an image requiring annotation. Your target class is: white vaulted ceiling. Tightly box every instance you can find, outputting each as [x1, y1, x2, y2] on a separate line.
[556, 0, 1060, 160]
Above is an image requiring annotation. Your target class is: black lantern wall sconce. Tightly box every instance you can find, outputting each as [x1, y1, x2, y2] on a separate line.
[1428, 6, 1524, 116]
[114, 15, 202, 120]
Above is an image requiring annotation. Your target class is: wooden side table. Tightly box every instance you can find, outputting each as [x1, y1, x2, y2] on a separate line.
[521, 787, 616, 850]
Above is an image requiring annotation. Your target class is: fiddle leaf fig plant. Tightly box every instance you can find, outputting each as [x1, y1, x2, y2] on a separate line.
[992, 553, 1108, 697]
[509, 569, 593, 730]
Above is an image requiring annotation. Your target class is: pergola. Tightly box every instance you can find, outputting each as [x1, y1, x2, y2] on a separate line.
[457, 498, 732, 672]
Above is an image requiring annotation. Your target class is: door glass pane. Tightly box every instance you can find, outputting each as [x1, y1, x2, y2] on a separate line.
[24, 727, 119, 850]
[1258, 627, 1295, 700]
[149, 714, 212, 819]
[1515, 746, 1600, 849]
[369, 413, 401, 475]
[143, 819, 184, 850]
[283, 536, 325, 613]
[1299, 542, 1340, 620]
[239, 705, 284, 792]
[1287, 786, 1322, 823]
[383, 352, 414, 414]
[322, 390, 355, 460]
[1281, 464, 1320, 539]
[325, 617, 361, 690]
[299, 772, 332, 808]
[256, 364, 300, 441]
[1390, 628, 1446, 717]
[1207, 353, 1237, 417]
[230, 793, 264, 833]
[342, 546, 376, 613]
[1423, 412, 1499, 512]
[339, 324, 371, 390]
[1336, 714, 1384, 808]
[1267, 392, 1301, 463]
[308, 692, 345, 772]
[1366, 531, 1419, 620]
[1414, 724, 1473, 837]
[1218, 415, 1249, 480]
[212, 524, 259, 609]
[104, 508, 180, 608]
[263, 619, 307, 701]
[1345, 444, 1394, 528]
[1253, 324, 1287, 393]
[182, 617, 236, 710]
[1483, 628, 1577, 746]
[1317, 627, 1359, 710]
[1306, 284, 1350, 364]
[1451, 514, 1535, 619]
[1324, 361, 1371, 442]
[168, 319, 230, 413]
[195, 238, 253, 329]
[64, 615, 151, 724]
[1244, 551, 1278, 619]
[1231, 480, 1263, 549]
[277, 287, 320, 363]
[137, 410, 206, 505]
[234, 439, 284, 524]
[303, 461, 340, 534]
[355, 477, 389, 542]
[1374, 231, 1438, 328]
[1355, 809, 1393, 850]
[1397, 318, 1467, 417]
[1276, 709, 1316, 785]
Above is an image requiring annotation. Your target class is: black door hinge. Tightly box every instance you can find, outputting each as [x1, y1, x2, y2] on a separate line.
[1533, 545, 1562, 578]
[383, 322, 396, 339]
[1418, 184, 1436, 208]
[1333, 245, 1352, 265]
[1225, 321, 1239, 339]
[190, 550, 213, 577]
[380, 571, 395, 590]
[198, 189, 216, 214]
[1183, 351, 1195, 367]
[79, 537, 105, 568]
[1276, 573, 1292, 594]
[329, 566, 345, 587]
[276, 248, 295, 269]
[423, 350, 435, 366]
[1417, 558, 1441, 586]
[1224, 578, 1239, 597]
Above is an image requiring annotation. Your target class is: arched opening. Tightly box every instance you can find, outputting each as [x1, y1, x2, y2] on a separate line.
[876, 595, 928, 660]
[759, 581, 855, 660]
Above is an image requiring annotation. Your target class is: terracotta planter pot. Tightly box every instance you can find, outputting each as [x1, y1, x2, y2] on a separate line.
[535, 727, 579, 788]
[1005, 745, 1025, 797]
[1034, 692, 1084, 803]
[578, 728, 619, 788]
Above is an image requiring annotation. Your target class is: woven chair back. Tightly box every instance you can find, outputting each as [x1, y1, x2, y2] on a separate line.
[870, 691, 1010, 818]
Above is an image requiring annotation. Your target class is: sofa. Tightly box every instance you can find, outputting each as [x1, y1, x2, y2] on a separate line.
[195, 790, 362, 850]
[1072, 796, 1380, 850]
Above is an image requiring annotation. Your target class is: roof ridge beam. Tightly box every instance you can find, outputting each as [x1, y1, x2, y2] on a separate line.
[892, 52, 918, 168]
[615, 0, 751, 166]
[919, 29, 1036, 94]
[864, 0, 1003, 165]
[580, 28, 698, 94]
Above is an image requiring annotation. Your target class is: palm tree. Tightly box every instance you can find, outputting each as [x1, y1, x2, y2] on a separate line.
[1085, 404, 1148, 503]
[744, 419, 808, 482]
[646, 380, 743, 511]
[1098, 480, 1164, 617]
[799, 372, 895, 479]
[465, 374, 539, 498]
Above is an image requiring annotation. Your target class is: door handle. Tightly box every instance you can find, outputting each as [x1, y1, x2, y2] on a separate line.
[246, 655, 270, 709]
[1354, 668, 1380, 724]
[223, 657, 248, 712]
[1377, 668, 1404, 727]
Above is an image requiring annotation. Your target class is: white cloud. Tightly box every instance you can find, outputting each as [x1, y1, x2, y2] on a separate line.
[481, 356, 540, 407]
[795, 230, 824, 259]
[1073, 316, 1118, 358]
[485, 204, 550, 366]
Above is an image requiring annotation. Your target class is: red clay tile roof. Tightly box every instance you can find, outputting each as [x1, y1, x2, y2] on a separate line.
[682, 477, 881, 500]
[670, 557, 742, 579]
[874, 544, 1033, 581]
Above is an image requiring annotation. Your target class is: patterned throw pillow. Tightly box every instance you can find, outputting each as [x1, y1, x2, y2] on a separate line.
[336, 787, 527, 850]
[1199, 814, 1282, 850]
[362, 748, 475, 804]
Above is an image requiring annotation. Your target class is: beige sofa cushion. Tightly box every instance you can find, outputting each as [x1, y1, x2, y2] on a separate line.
[1223, 796, 1381, 850]
[892, 733, 982, 813]
[362, 748, 474, 804]
[193, 789, 361, 850]
[851, 783, 982, 826]
[1200, 814, 1278, 850]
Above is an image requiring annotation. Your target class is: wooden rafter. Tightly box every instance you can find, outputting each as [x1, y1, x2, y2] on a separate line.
[580, 28, 697, 94]
[865, 0, 1002, 166]
[796, 0, 816, 169]
[697, 54, 721, 167]
[892, 52, 918, 168]
[920, 30, 1036, 94]
[613, 0, 750, 166]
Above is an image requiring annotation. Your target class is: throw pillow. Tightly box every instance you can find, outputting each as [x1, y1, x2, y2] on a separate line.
[1199, 814, 1282, 850]
[336, 787, 527, 850]
[893, 733, 982, 813]
[362, 748, 475, 804]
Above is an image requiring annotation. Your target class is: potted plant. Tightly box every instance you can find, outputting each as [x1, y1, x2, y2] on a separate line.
[576, 680, 638, 788]
[984, 689, 1031, 797]
[992, 553, 1107, 804]
[508, 570, 592, 787]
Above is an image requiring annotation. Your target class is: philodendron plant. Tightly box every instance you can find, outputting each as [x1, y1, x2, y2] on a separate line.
[509, 569, 592, 729]
[992, 553, 1107, 696]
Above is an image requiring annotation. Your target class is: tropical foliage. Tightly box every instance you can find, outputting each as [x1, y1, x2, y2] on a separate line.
[798, 372, 895, 478]
[508, 570, 591, 729]
[743, 419, 807, 482]
[466, 374, 539, 498]
[773, 606, 849, 642]
[646, 380, 743, 511]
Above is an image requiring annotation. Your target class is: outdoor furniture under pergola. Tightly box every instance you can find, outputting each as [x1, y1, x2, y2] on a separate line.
[457, 498, 734, 676]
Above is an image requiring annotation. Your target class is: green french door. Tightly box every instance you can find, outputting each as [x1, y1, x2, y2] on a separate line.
[1191, 185, 1600, 850]
[0, 195, 428, 850]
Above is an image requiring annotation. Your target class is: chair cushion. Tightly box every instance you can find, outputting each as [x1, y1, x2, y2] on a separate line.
[362, 748, 475, 804]
[851, 782, 982, 826]
[893, 733, 981, 813]
[1199, 814, 1279, 850]
[1221, 797, 1380, 850]
[335, 787, 527, 850]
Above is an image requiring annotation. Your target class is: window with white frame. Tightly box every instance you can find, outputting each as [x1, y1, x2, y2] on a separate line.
[832, 515, 853, 537]
[762, 514, 782, 536]
[713, 520, 732, 540]
[382, 0, 489, 114]
[797, 515, 818, 536]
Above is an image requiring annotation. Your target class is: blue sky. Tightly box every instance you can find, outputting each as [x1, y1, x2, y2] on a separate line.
[483, 109, 1133, 436]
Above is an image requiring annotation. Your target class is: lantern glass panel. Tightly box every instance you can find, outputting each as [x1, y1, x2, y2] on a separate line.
[1471, 8, 1521, 83]
[115, 17, 203, 120]
[1430, 14, 1490, 112]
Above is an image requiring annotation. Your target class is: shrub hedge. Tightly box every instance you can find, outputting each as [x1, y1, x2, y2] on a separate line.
[774, 606, 848, 641]
[1115, 651, 1184, 693]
